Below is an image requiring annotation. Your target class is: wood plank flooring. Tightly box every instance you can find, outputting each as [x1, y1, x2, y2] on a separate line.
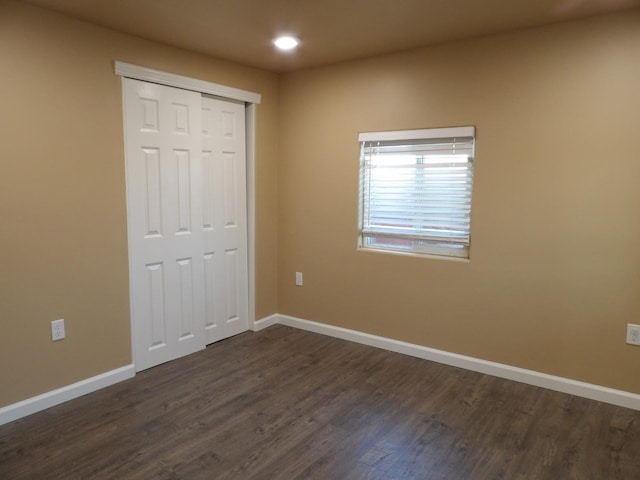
[1, 325, 639, 479]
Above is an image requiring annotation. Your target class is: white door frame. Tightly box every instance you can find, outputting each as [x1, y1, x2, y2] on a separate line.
[115, 61, 261, 363]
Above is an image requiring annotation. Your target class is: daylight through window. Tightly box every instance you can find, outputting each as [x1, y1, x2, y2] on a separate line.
[358, 126, 475, 259]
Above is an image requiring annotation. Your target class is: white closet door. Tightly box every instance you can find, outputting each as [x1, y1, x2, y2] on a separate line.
[201, 96, 249, 344]
[124, 78, 205, 371]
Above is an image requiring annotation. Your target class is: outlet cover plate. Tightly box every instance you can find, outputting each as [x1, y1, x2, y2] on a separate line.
[52, 319, 65, 341]
[626, 324, 640, 346]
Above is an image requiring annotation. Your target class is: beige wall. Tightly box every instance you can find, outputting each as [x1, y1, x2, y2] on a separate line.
[2, 0, 639, 410]
[278, 10, 640, 393]
[0, 0, 279, 407]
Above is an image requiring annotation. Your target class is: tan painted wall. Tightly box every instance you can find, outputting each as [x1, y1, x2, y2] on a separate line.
[0, 1, 279, 407]
[1, 0, 639, 410]
[278, 10, 640, 393]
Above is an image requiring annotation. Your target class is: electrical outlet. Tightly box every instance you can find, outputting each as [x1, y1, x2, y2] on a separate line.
[626, 324, 640, 346]
[295, 271, 303, 286]
[51, 319, 65, 341]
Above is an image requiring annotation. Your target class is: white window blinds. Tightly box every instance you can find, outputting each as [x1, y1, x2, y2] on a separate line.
[359, 126, 475, 258]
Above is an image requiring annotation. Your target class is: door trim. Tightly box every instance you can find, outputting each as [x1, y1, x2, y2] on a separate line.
[245, 104, 257, 334]
[114, 61, 261, 104]
[115, 62, 260, 365]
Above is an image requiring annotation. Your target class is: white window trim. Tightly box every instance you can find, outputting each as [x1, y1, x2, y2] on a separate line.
[358, 126, 474, 143]
[358, 126, 475, 260]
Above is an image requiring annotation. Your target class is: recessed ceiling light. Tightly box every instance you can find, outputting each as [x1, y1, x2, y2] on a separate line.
[273, 35, 299, 51]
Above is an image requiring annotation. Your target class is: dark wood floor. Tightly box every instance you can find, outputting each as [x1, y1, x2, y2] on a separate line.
[1, 325, 639, 479]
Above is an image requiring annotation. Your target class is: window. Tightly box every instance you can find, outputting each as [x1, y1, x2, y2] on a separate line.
[358, 126, 475, 259]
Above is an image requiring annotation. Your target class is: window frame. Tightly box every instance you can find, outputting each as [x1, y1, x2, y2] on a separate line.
[358, 126, 476, 260]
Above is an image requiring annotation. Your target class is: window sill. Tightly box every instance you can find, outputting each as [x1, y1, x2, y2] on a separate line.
[356, 246, 470, 263]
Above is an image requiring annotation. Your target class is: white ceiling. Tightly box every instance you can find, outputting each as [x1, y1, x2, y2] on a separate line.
[23, 0, 640, 72]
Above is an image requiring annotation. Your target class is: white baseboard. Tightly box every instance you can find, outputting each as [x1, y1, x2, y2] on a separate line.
[4, 315, 638, 427]
[260, 313, 640, 411]
[0, 364, 135, 426]
[253, 313, 280, 331]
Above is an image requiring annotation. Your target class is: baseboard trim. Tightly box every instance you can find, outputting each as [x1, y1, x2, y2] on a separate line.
[261, 314, 640, 411]
[4, 315, 638, 426]
[0, 364, 135, 426]
[253, 313, 280, 331]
